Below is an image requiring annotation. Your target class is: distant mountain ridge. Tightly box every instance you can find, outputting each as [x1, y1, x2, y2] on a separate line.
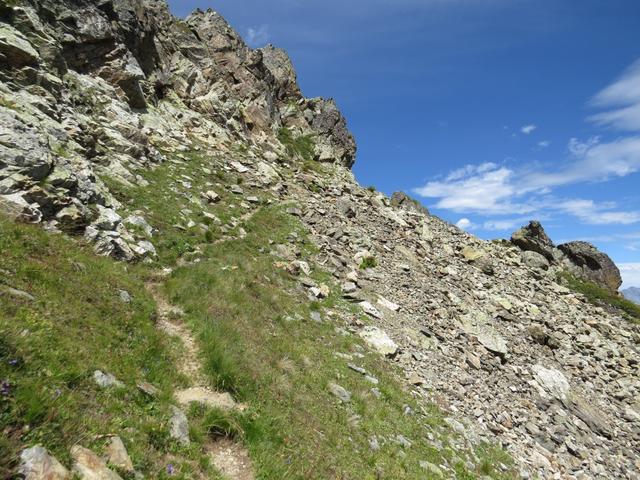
[622, 287, 640, 304]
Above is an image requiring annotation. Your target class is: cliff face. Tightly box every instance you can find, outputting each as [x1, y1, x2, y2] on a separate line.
[0, 0, 355, 258]
[1, 2, 640, 479]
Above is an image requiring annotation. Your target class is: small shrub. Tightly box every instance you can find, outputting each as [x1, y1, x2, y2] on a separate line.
[359, 256, 377, 270]
[278, 128, 315, 162]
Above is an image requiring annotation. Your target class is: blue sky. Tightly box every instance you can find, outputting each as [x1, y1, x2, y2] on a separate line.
[168, 0, 640, 288]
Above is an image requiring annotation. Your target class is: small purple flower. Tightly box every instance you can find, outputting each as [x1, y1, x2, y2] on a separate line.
[8, 359, 18, 367]
[1, 380, 11, 397]
[167, 463, 175, 475]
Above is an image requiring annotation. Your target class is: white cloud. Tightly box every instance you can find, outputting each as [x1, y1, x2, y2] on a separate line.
[246, 24, 270, 47]
[619, 263, 640, 288]
[455, 218, 475, 230]
[521, 124, 537, 135]
[558, 199, 640, 225]
[482, 219, 526, 231]
[537, 140, 550, 148]
[412, 152, 640, 225]
[589, 59, 640, 132]
[413, 164, 533, 215]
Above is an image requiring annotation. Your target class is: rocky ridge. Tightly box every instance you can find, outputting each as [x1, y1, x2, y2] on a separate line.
[1, 1, 639, 479]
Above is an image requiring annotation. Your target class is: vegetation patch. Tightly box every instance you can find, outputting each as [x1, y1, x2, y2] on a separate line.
[278, 127, 316, 162]
[0, 216, 221, 478]
[558, 271, 640, 323]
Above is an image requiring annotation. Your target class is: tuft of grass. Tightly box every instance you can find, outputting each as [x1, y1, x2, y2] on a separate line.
[558, 271, 640, 323]
[277, 127, 316, 162]
[359, 255, 377, 270]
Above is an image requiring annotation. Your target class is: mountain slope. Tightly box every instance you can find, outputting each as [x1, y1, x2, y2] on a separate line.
[623, 287, 640, 305]
[1, 1, 639, 479]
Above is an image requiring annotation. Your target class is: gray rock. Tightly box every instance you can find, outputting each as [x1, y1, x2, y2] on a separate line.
[19, 446, 70, 480]
[0, 23, 40, 67]
[359, 326, 398, 356]
[169, 406, 190, 445]
[522, 250, 550, 270]
[511, 221, 556, 261]
[71, 445, 122, 480]
[390, 191, 429, 216]
[93, 370, 124, 389]
[558, 241, 623, 292]
[328, 382, 351, 402]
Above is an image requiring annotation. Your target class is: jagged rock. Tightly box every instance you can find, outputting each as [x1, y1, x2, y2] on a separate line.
[390, 191, 429, 216]
[521, 250, 550, 270]
[0, 23, 40, 67]
[511, 221, 557, 261]
[19, 446, 70, 480]
[558, 241, 623, 292]
[531, 365, 570, 401]
[104, 436, 134, 473]
[71, 445, 122, 480]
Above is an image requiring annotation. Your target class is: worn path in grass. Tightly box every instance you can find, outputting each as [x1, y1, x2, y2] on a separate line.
[146, 275, 254, 480]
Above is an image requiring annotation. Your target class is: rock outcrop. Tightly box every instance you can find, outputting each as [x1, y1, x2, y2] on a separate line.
[510, 221, 623, 293]
[0, 0, 355, 260]
[510, 221, 558, 262]
[558, 241, 623, 292]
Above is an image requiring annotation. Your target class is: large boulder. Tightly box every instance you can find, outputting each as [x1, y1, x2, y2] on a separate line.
[558, 241, 622, 292]
[510, 221, 557, 262]
[390, 191, 429, 216]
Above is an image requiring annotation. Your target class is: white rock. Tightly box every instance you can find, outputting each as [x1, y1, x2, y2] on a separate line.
[230, 161, 249, 173]
[377, 296, 400, 312]
[359, 326, 398, 356]
[360, 301, 383, 319]
[20, 446, 70, 480]
[532, 365, 570, 401]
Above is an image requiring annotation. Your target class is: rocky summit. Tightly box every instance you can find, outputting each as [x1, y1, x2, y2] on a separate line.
[1, 1, 639, 479]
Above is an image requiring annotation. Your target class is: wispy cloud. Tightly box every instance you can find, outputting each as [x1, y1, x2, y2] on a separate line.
[589, 59, 640, 132]
[246, 24, 270, 47]
[537, 140, 550, 149]
[521, 124, 537, 135]
[412, 139, 640, 224]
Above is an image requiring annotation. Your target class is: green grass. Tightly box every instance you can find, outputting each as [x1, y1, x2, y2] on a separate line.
[359, 255, 378, 270]
[102, 150, 245, 265]
[0, 216, 221, 478]
[164, 205, 515, 479]
[558, 271, 640, 323]
[278, 127, 316, 162]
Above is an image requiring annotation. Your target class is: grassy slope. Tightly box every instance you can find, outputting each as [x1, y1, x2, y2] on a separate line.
[0, 216, 224, 478]
[558, 272, 640, 324]
[1, 149, 515, 478]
